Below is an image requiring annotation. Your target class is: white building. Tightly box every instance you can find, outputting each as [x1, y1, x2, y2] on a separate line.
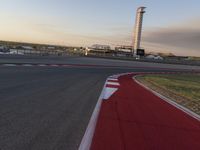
[90, 44, 111, 50]
[115, 46, 132, 53]
[85, 44, 112, 55]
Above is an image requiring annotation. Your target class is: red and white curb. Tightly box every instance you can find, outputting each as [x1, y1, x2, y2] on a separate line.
[103, 77, 120, 100]
[79, 71, 200, 150]
[79, 80, 106, 150]
[79, 73, 129, 150]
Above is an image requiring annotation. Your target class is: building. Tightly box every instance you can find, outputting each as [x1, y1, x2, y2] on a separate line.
[85, 44, 111, 55]
[115, 45, 133, 56]
[133, 7, 146, 55]
[115, 45, 132, 53]
[90, 44, 111, 51]
[0, 45, 10, 53]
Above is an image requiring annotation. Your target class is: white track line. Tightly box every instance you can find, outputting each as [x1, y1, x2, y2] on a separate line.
[2, 64, 17, 66]
[79, 80, 108, 150]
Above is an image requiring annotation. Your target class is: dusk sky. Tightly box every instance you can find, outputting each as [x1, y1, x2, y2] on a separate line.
[0, 0, 200, 56]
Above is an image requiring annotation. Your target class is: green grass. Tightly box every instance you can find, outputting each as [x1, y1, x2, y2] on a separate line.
[138, 74, 200, 101]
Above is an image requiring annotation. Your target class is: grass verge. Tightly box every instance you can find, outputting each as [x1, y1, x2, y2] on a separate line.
[136, 74, 200, 115]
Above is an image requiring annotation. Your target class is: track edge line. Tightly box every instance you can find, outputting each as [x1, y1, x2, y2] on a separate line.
[78, 79, 108, 150]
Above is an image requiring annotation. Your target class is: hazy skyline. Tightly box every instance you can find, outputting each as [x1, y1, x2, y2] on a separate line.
[0, 0, 200, 56]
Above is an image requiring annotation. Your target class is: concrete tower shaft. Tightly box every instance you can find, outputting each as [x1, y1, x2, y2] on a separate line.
[133, 7, 146, 52]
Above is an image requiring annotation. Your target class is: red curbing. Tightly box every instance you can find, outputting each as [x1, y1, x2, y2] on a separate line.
[105, 84, 120, 88]
[79, 76, 121, 150]
[91, 73, 200, 150]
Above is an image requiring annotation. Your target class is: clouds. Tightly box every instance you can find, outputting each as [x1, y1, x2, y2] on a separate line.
[143, 27, 200, 50]
[142, 19, 200, 56]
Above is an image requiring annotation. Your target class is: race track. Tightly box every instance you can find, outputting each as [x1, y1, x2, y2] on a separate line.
[0, 55, 199, 150]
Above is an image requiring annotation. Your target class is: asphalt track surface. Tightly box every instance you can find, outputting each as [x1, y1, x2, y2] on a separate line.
[0, 55, 200, 70]
[0, 55, 199, 150]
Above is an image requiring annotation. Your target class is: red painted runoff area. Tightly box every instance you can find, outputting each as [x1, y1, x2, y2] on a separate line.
[91, 74, 200, 150]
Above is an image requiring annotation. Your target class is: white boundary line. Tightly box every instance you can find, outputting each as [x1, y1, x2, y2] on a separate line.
[133, 75, 200, 121]
[79, 79, 108, 150]
[2, 64, 17, 66]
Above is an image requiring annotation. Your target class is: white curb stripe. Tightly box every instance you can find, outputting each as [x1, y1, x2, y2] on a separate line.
[107, 78, 118, 81]
[103, 87, 118, 100]
[110, 75, 120, 78]
[106, 82, 120, 86]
